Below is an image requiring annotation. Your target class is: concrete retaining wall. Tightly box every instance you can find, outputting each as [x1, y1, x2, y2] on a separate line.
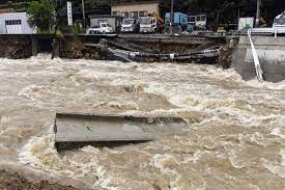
[232, 36, 285, 82]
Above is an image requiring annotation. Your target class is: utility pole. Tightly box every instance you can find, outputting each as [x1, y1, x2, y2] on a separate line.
[51, 0, 60, 59]
[82, 0, 86, 29]
[170, 0, 174, 35]
[255, 0, 261, 27]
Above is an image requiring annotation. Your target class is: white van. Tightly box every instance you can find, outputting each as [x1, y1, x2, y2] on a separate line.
[121, 18, 135, 33]
[87, 23, 113, 34]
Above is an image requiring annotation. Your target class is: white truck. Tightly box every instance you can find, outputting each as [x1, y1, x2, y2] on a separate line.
[87, 23, 113, 34]
[139, 17, 157, 33]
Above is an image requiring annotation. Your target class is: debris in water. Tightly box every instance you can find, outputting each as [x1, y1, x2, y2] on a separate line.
[54, 113, 187, 150]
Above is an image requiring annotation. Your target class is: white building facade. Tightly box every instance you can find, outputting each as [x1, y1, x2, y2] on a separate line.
[0, 12, 35, 34]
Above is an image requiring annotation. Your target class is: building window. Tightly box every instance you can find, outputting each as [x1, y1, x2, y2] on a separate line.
[139, 11, 148, 17]
[189, 16, 196, 23]
[112, 11, 120, 16]
[130, 11, 138, 18]
[5, 20, 21, 25]
[121, 12, 129, 18]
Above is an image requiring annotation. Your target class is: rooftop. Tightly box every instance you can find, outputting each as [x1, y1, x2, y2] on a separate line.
[112, 0, 160, 6]
[89, 14, 123, 19]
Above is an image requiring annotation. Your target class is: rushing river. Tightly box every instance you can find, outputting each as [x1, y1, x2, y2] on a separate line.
[0, 55, 284, 189]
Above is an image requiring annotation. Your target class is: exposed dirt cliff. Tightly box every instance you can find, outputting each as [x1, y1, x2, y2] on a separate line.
[0, 170, 79, 190]
[0, 36, 32, 59]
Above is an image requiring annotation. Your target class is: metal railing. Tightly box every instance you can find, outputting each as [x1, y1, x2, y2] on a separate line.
[230, 27, 285, 38]
[108, 48, 220, 62]
[251, 27, 285, 37]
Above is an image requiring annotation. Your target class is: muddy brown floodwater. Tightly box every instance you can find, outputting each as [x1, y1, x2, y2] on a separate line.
[0, 55, 284, 190]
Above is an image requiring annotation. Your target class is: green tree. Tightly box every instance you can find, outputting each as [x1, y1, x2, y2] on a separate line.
[26, 0, 55, 33]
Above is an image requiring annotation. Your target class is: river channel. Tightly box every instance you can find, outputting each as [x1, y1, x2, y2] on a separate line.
[0, 55, 284, 189]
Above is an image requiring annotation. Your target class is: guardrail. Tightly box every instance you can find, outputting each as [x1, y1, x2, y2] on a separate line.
[230, 28, 285, 38]
[251, 28, 285, 37]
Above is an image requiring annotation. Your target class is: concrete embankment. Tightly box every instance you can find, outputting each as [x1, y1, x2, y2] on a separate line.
[232, 35, 285, 82]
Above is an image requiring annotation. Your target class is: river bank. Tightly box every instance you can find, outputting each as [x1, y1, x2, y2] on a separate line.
[0, 170, 78, 190]
[0, 34, 229, 66]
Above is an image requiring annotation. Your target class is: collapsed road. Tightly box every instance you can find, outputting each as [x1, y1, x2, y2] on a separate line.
[0, 33, 229, 66]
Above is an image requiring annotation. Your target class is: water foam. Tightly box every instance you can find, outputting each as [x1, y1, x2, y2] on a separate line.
[18, 133, 62, 170]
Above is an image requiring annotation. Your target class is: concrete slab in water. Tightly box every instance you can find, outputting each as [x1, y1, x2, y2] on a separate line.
[54, 113, 187, 150]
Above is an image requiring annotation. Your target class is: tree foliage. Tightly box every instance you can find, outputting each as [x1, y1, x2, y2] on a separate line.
[26, 0, 55, 33]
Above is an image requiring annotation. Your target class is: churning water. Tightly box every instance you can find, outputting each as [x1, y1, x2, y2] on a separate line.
[0, 55, 284, 189]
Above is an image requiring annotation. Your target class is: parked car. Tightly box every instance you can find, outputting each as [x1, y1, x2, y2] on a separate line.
[87, 23, 113, 34]
[273, 11, 285, 30]
[121, 18, 138, 33]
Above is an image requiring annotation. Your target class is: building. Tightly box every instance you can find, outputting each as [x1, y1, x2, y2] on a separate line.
[188, 14, 207, 28]
[111, 1, 160, 18]
[89, 14, 123, 31]
[0, 12, 34, 34]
